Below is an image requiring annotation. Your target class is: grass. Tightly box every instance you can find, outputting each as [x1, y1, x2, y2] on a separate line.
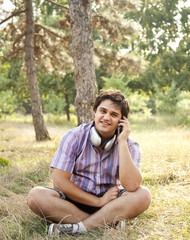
[0, 114, 189, 239]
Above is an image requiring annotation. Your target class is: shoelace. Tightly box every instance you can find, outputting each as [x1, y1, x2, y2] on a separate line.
[60, 224, 72, 229]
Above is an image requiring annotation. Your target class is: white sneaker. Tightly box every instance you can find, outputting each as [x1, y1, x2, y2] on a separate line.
[48, 223, 80, 236]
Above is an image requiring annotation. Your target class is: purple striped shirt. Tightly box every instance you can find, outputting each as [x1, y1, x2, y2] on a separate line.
[50, 122, 141, 195]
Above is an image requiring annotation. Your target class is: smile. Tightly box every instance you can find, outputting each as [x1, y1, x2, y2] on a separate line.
[100, 121, 111, 126]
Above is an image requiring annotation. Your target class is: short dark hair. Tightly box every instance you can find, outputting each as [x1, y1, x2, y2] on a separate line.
[93, 89, 130, 118]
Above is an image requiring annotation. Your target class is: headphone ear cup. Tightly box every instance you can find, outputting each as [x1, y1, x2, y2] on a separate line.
[90, 126, 116, 150]
[102, 134, 116, 151]
[90, 127, 102, 147]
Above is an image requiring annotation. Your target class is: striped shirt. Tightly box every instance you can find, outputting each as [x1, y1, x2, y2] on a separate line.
[50, 122, 141, 195]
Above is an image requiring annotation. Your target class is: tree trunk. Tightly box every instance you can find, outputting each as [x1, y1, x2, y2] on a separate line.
[68, 0, 98, 125]
[65, 93, 70, 121]
[25, 0, 50, 141]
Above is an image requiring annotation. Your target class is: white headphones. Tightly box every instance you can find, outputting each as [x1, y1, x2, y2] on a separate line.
[90, 126, 116, 151]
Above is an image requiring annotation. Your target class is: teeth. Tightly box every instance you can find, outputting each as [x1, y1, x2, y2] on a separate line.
[101, 122, 109, 126]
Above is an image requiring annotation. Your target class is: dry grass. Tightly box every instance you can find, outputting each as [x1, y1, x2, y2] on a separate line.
[0, 117, 189, 239]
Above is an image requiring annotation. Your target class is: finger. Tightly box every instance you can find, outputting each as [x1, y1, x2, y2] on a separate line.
[109, 186, 118, 192]
[109, 195, 117, 201]
[111, 189, 119, 195]
[111, 190, 119, 197]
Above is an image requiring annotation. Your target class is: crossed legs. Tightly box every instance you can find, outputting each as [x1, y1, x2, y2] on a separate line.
[27, 186, 151, 230]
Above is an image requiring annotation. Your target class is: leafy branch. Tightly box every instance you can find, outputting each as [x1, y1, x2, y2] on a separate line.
[0, 6, 25, 25]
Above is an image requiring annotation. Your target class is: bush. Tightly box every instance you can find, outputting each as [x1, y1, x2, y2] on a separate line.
[0, 90, 17, 117]
[101, 74, 129, 94]
[43, 93, 66, 115]
[128, 92, 152, 117]
[175, 91, 190, 125]
[155, 82, 181, 114]
[0, 157, 9, 167]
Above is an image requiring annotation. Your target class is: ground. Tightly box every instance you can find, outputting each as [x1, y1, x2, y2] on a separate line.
[0, 116, 189, 239]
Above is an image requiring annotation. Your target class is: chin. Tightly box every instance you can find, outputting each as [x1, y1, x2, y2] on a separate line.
[96, 123, 115, 136]
[100, 129, 115, 139]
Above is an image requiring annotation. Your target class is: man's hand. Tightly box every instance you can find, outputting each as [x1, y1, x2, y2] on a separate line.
[98, 186, 119, 207]
[117, 116, 131, 143]
[117, 117, 143, 192]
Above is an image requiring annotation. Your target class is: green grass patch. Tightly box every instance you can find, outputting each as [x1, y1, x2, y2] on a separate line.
[0, 157, 9, 166]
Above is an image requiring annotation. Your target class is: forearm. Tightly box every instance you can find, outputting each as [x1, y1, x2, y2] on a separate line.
[118, 140, 142, 191]
[53, 171, 101, 207]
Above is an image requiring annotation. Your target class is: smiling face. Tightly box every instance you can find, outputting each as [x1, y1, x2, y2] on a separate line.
[94, 99, 122, 139]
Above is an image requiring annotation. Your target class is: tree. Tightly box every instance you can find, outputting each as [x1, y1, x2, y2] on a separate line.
[38, 70, 76, 121]
[125, 0, 190, 102]
[1, 0, 142, 123]
[25, 0, 50, 141]
[68, 0, 98, 124]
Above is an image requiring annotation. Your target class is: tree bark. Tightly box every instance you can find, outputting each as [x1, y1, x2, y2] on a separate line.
[68, 0, 98, 125]
[65, 93, 70, 121]
[25, 0, 50, 141]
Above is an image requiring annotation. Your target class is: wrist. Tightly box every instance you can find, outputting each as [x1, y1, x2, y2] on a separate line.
[97, 197, 102, 207]
[97, 196, 105, 207]
[118, 137, 127, 144]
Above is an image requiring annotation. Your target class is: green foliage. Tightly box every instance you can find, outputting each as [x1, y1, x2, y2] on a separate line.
[155, 81, 181, 114]
[125, 0, 190, 114]
[180, 6, 190, 34]
[0, 157, 9, 167]
[0, 59, 76, 117]
[129, 66, 158, 94]
[128, 92, 152, 117]
[126, 0, 180, 57]
[150, 89, 190, 126]
[43, 92, 66, 115]
[0, 90, 17, 116]
[0, 59, 31, 114]
[131, 45, 190, 102]
[34, 0, 68, 19]
[39, 70, 76, 118]
[0, 0, 189, 124]
[101, 74, 152, 116]
[101, 74, 130, 94]
[177, 91, 190, 111]
[175, 91, 190, 125]
[95, 66, 111, 90]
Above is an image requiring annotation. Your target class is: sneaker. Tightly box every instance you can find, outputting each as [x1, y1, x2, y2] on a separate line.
[113, 220, 126, 230]
[48, 223, 80, 236]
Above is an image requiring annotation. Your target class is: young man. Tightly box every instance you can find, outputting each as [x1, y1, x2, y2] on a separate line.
[27, 89, 151, 236]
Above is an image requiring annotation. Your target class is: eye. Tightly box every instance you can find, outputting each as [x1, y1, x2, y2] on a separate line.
[100, 109, 106, 113]
[111, 113, 118, 117]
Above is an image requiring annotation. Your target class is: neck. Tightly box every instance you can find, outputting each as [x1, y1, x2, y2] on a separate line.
[98, 146, 104, 155]
[96, 128, 116, 141]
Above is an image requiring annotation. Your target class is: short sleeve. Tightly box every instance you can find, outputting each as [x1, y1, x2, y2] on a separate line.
[50, 131, 79, 173]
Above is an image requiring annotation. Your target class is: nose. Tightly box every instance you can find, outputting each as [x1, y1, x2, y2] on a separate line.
[103, 112, 111, 120]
